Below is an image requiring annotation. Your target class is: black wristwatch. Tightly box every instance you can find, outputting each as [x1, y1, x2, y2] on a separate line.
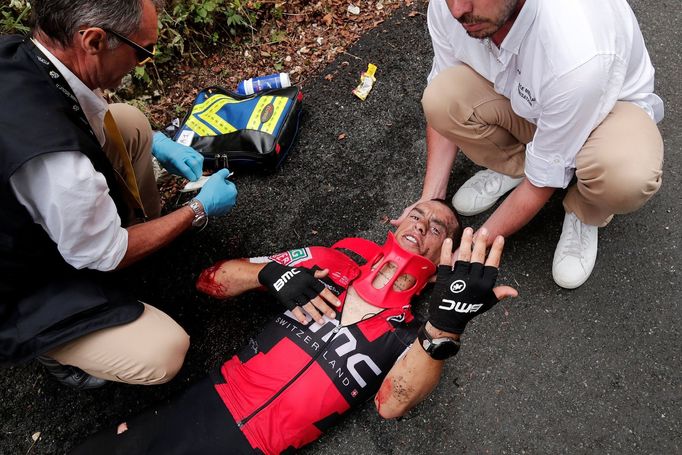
[187, 198, 208, 228]
[417, 323, 461, 360]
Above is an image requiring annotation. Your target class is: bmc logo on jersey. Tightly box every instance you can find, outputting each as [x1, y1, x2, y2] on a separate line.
[274, 269, 300, 291]
[438, 299, 483, 313]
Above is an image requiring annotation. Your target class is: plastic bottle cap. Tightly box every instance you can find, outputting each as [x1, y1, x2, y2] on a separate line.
[237, 79, 255, 95]
[366, 64, 377, 77]
[280, 73, 291, 88]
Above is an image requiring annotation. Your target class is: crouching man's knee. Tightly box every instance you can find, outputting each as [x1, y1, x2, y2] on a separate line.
[607, 168, 662, 214]
[110, 303, 191, 385]
[108, 103, 152, 139]
[576, 101, 664, 216]
[421, 66, 475, 135]
[115, 322, 190, 386]
[422, 65, 513, 144]
[578, 157, 663, 216]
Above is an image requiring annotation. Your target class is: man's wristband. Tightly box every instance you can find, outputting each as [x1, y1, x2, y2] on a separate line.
[417, 323, 461, 361]
[187, 198, 208, 229]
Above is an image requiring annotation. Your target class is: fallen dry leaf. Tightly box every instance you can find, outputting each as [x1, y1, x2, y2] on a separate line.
[347, 4, 361, 15]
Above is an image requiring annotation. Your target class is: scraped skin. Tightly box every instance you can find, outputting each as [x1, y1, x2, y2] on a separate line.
[196, 260, 235, 299]
[374, 377, 392, 415]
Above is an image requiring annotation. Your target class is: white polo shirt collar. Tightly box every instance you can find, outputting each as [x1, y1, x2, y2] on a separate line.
[483, 0, 538, 68]
[500, 0, 538, 56]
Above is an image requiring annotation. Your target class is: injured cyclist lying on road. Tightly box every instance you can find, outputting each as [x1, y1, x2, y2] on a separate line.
[72, 200, 517, 455]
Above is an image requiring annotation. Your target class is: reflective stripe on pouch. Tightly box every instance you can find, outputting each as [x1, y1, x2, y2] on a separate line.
[185, 116, 216, 136]
[198, 108, 237, 134]
[187, 95, 241, 135]
[186, 97, 240, 136]
[246, 96, 288, 134]
[191, 94, 237, 115]
[191, 97, 239, 134]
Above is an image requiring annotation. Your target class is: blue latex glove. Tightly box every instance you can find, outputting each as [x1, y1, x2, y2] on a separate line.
[195, 169, 238, 217]
[151, 132, 204, 181]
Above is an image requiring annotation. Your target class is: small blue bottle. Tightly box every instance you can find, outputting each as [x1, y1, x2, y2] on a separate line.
[236, 73, 291, 95]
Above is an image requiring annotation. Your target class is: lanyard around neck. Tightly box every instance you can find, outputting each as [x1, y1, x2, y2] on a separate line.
[24, 38, 98, 142]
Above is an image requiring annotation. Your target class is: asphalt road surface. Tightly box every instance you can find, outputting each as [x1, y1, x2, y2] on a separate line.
[1, 1, 679, 453]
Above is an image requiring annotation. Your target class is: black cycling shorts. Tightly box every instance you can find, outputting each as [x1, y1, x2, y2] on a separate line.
[69, 375, 257, 455]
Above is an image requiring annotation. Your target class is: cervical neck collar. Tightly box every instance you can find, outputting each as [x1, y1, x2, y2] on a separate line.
[350, 232, 436, 310]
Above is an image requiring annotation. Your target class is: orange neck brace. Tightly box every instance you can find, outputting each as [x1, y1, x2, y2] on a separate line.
[351, 232, 436, 311]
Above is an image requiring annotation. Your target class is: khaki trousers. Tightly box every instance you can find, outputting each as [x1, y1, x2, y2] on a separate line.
[48, 304, 190, 385]
[422, 65, 664, 227]
[47, 104, 189, 385]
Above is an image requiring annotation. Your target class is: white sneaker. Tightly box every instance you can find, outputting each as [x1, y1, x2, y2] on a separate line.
[552, 212, 598, 289]
[452, 169, 523, 216]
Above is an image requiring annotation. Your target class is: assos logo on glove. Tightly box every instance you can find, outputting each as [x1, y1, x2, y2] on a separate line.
[450, 280, 466, 293]
[274, 269, 301, 291]
[438, 299, 483, 314]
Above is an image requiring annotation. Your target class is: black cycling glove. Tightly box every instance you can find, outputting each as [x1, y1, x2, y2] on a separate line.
[258, 262, 326, 311]
[428, 261, 500, 334]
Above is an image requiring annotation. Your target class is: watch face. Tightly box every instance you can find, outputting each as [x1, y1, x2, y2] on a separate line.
[430, 340, 460, 360]
[191, 214, 207, 228]
[419, 325, 460, 360]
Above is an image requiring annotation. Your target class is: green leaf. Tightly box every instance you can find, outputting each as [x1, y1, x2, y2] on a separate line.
[134, 66, 147, 79]
[226, 13, 245, 27]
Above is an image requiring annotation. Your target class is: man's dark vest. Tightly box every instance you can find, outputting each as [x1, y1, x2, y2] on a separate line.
[0, 35, 142, 365]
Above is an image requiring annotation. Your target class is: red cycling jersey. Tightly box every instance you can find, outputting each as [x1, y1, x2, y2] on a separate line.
[213, 245, 420, 454]
[73, 243, 424, 455]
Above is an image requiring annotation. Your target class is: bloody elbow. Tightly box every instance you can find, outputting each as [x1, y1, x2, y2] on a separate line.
[196, 260, 230, 298]
[374, 381, 408, 419]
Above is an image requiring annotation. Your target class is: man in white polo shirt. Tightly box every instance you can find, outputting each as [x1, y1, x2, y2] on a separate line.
[392, 0, 664, 289]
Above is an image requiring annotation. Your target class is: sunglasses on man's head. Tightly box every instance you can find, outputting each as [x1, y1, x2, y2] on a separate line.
[103, 28, 156, 65]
